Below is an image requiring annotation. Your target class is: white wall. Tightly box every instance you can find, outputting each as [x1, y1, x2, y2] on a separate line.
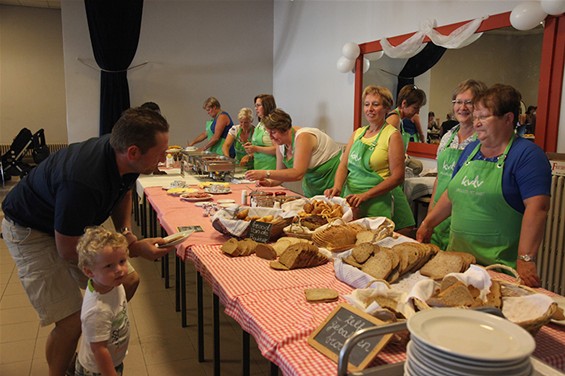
[3, 0, 564, 153]
[272, 0, 562, 146]
[0, 6, 67, 144]
[61, 0, 273, 144]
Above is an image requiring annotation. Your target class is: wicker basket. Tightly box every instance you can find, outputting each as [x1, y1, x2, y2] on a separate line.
[486, 264, 558, 335]
[212, 215, 293, 242]
[283, 222, 314, 240]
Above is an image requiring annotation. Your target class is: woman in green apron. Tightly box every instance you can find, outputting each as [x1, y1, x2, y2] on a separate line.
[222, 107, 254, 169]
[417, 84, 551, 287]
[429, 79, 486, 250]
[385, 85, 427, 152]
[325, 85, 415, 231]
[188, 97, 234, 156]
[245, 109, 342, 197]
[243, 94, 277, 170]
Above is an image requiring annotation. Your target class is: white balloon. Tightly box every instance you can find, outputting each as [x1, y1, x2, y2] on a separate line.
[510, 2, 548, 31]
[363, 58, 370, 73]
[337, 56, 355, 73]
[541, 0, 565, 15]
[342, 42, 360, 60]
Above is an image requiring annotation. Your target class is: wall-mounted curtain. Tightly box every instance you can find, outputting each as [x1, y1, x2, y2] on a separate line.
[396, 43, 446, 100]
[85, 0, 144, 135]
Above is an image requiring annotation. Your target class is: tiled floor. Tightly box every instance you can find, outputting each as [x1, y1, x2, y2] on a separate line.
[0, 179, 272, 375]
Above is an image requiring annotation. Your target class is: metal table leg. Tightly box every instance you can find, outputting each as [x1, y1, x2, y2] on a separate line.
[213, 293, 220, 376]
[197, 272, 204, 362]
[242, 330, 250, 376]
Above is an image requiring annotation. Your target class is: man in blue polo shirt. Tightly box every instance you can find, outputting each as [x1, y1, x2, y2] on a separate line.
[2, 107, 174, 375]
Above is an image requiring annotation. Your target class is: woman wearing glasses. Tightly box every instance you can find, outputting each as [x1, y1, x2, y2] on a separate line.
[428, 79, 487, 249]
[188, 97, 234, 157]
[386, 84, 427, 151]
[222, 108, 254, 169]
[245, 108, 342, 197]
[242, 94, 277, 170]
[417, 84, 551, 287]
[325, 86, 414, 231]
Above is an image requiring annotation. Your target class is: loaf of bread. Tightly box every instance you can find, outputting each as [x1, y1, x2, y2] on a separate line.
[271, 243, 329, 270]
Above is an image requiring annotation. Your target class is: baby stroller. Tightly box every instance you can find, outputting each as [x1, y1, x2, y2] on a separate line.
[1, 128, 49, 183]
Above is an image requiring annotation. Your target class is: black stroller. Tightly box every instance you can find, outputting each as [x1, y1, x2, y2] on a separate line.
[1, 128, 50, 183]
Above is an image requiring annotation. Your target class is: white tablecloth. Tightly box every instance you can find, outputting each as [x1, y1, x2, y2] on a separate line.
[135, 168, 202, 199]
[403, 177, 435, 202]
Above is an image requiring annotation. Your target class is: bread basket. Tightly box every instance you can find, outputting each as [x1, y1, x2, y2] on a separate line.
[486, 264, 558, 335]
[283, 220, 314, 240]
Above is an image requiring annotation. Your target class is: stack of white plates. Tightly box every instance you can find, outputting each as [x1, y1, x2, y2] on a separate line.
[405, 308, 535, 376]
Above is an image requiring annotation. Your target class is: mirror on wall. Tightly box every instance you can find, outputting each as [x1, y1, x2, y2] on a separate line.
[354, 12, 565, 158]
[363, 26, 543, 144]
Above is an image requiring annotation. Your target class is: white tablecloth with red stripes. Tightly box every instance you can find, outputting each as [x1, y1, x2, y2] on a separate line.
[185, 244, 565, 374]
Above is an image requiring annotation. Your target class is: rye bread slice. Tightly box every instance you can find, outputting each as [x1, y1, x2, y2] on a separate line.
[361, 252, 393, 280]
[304, 288, 339, 303]
[420, 251, 464, 280]
[427, 281, 475, 307]
[221, 238, 241, 257]
[255, 243, 277, 260]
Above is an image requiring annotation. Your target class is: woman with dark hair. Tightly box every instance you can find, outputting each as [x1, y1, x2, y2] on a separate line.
[417, 84, 551, 287]
[245, 108, 341, 197]
[243, 94, 277, 170]
[188, 97, 234, 157]
[386, 85, 427, 150]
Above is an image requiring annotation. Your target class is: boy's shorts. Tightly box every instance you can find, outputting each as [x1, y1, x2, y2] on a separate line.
[2, 217, 135, 326]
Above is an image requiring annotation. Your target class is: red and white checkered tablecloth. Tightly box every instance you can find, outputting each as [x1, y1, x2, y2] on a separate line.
[185, 245, 565, 374]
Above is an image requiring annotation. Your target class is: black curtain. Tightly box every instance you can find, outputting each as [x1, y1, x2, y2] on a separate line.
[396, 43, 446, 100]
[85, 0, 144, 135]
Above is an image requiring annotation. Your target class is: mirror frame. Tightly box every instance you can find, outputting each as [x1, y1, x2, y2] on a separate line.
[354, 12, 565, 159]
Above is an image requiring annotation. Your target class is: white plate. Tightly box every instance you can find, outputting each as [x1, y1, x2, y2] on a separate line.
[204, 187, 231, 195]
[407, 308, 535, 362]
[180, 193, 213, 202]
[551, 296, 565, 326]
[217, 199, 236, 204]
[156, 230, 192, 248]
[219, 203, 238, 208]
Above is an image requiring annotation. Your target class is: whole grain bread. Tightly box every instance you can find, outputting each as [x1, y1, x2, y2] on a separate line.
[420, 251, 465, 280]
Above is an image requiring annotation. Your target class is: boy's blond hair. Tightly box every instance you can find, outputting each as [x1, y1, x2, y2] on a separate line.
[77, 227, 129, 271]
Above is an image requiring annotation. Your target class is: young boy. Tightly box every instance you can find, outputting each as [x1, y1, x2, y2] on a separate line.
[75, 227, 131, 376]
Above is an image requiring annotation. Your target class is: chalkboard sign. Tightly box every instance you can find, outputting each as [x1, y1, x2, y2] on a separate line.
[308, 303, 392, 372]
[248, 220, 272, 243]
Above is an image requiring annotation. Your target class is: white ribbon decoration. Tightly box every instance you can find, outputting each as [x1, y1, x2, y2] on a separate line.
[427, 16, 487, 49]
[379, 16, 487, 59]
[381, 31, 427, 59]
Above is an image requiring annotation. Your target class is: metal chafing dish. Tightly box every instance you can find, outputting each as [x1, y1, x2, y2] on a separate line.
[180, 150, 235, 180]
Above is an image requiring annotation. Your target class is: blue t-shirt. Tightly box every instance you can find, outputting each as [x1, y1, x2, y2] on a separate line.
[452, 137, 551, 213]
[402, 117, 417, 135]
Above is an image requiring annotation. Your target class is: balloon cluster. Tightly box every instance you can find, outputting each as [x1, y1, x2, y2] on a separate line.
[510, 0, 565, 30]
[337, 42, 371, 74]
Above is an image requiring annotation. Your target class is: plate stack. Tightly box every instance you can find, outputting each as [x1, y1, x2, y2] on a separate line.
[405, 308, 535, 376]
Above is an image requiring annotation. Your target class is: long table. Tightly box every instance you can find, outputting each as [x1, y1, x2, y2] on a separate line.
[138, 176, 565, 375]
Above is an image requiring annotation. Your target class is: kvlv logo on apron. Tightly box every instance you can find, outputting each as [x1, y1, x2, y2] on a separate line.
[447, 136, 522, 268]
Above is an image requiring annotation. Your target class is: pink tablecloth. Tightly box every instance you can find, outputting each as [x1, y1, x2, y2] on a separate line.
[186, 245, 565, 375]
[143, 182, 565, 375]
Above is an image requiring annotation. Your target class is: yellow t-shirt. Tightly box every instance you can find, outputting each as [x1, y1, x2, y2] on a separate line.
[353, 124, 398, 178]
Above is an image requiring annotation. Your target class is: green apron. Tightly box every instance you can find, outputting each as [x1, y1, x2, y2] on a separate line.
[205, 120, 225, 155]
[391, 185, 416, 230]
[430, 127, 463, 249]
[282, 130, 342, 197]
[251, 122, 276, 170]
[447, 136, 522, 268]
[234, 127, 253, 169]
[343, 126, 393, 219]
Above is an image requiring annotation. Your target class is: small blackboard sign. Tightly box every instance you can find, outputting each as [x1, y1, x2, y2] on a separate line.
[307, 303, 392, 372]
[248, 220, 272, 243]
